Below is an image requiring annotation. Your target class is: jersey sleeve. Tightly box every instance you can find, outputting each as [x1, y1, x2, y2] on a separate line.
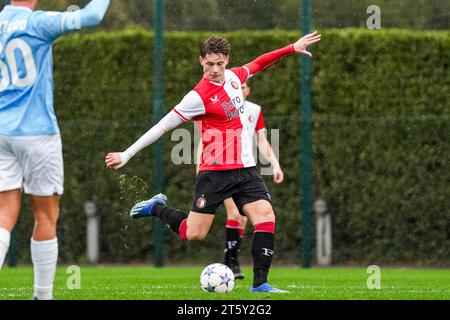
[230, 67, 251, 84]
[29, 11, 67, 42]
[173, 90, 206, 122]
[244, 44, 295, 77]
[29, 0, 110, 42]
[255, 110, 266, 132]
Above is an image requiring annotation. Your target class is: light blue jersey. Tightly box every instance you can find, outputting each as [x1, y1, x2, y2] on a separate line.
[0, 0, 110, 136]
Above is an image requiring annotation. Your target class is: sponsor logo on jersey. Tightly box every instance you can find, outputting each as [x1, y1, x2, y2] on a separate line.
[222, 101, 240, 121]
[210, 95, 219, 103]
[221, 96, 245, 121]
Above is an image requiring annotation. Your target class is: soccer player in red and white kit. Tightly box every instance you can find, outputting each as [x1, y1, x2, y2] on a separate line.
[105, 32, 321, 293]
[196, 80, 284, 280]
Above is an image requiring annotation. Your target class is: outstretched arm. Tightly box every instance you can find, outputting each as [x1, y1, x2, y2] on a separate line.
[106, 90, 205, 169]
[105, 110, 183, 170]
[244, 31, 321, 77]
[32, 0, 111, 41]
[74, 0, 111, 29]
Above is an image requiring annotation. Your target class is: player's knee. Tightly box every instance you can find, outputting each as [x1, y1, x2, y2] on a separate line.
[0, 215, 19, 231]
[186, 229, 208, 241]
[258, 208, 275, 222]
[34, 212, 59, 227]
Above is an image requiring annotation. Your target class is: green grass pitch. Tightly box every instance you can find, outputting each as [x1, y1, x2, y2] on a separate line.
[0, 266, 449, 300]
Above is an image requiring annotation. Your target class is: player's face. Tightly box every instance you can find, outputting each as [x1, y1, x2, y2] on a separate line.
[200, 53, 229, 83]
[242, 83, 251, 100]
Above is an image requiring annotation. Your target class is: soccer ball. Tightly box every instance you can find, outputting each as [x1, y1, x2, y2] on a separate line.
[200, 263, 235, 293]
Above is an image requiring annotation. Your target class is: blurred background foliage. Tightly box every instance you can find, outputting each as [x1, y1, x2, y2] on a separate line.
[1, 1, 448, 266]
[1, 0, 449, 31]
[9, 29, 450, 266]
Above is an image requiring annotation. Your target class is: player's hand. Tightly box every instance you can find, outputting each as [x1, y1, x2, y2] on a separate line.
[273, 166, 284, 184]
[293, 31, 321, 58]
[105, 151, 131, 170]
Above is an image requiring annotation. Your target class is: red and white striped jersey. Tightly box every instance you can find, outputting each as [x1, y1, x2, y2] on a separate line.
[242, 100, 266, 160]
[174, 67, 254, 171]
[173, 44, 294, 172]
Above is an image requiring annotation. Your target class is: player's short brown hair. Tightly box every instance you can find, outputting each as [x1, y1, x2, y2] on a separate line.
[200, 37, 230, 58]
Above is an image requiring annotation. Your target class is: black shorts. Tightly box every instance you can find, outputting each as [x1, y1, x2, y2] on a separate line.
[191, 167, 272, 215]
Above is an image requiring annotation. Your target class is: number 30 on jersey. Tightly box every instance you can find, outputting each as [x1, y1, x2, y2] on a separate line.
[0, 39, 37, 92]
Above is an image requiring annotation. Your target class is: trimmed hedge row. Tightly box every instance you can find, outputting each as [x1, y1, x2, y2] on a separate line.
[12, 29, 450, 266]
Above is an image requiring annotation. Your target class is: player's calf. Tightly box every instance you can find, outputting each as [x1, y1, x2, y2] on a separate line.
[251, 221, 276, 288]
[31, 238, 58, 300]
[224, 219, 244, 279]
[30, 196, 60, 299]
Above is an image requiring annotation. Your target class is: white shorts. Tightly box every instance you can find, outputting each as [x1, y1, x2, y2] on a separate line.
[0, 134, 64, 196]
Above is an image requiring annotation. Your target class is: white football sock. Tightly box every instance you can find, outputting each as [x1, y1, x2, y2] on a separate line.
[0, 228, 11, 270]
[31, 238, 58, 300]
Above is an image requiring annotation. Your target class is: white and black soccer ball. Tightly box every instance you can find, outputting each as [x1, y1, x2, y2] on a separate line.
[200, 263, 235, 293]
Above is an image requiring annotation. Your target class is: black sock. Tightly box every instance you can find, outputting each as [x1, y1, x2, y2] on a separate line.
[252, 232, 274, 287]
[153, 205, 188, 234]
[224, 227, 241, 267]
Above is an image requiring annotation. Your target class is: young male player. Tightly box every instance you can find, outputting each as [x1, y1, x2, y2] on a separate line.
[0, 0, 110, 300]
[196, 80, 284, 280]
[106, 32, 321, 292]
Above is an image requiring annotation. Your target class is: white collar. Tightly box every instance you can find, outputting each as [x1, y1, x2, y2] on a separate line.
[209, 80, 225, 87]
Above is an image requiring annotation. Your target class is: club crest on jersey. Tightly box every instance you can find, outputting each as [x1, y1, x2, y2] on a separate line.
[196, 197, 207, 209]
[231, 81, 239, 90]
[248, 115, 255, 123]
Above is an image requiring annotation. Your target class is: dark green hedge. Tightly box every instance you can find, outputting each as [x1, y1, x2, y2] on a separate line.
[12, 29, 450, 266]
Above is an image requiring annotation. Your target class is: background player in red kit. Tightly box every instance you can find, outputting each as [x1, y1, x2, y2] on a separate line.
[106, 32, 321, 292]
